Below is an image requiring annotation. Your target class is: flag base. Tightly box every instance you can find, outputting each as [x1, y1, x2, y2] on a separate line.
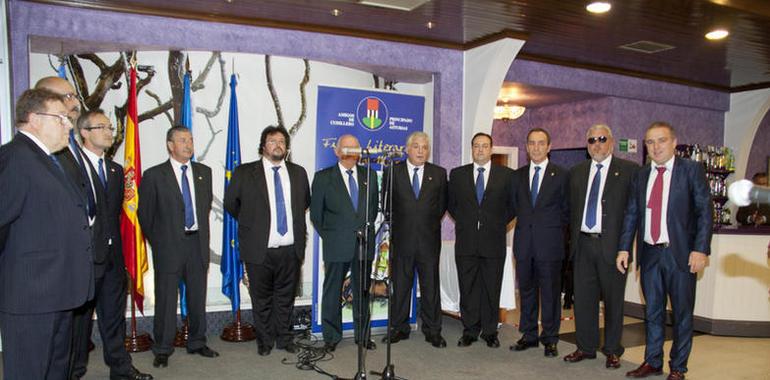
[124, 331, 153, 353]
[221, 311, 256, 342]
[174, 318, 189, 347]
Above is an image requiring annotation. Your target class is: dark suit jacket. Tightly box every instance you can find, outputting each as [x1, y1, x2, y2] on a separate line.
[310, 164, 379, 263]
[138, 160, 213, 273]
[569, 157, 639, 265]
[223, 159, 311, 264]
[511, 162, 570, 262]
[383, 161, 447, 257]
[448, 163, 514, 258]
[103, 159, 125, 259]
[0, 133, 93, 313]
[618, 157, 713, 271]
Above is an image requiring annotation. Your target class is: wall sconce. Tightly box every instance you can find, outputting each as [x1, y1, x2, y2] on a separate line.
[494, 104, 526, 120]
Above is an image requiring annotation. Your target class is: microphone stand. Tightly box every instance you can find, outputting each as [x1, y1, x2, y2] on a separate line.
[370, 152, 407, 380]
[353, 150, 376, 380]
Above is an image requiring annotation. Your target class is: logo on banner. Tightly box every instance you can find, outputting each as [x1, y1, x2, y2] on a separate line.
[356, 96, 389, 132]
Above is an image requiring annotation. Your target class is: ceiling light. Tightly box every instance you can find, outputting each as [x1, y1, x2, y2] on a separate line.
[586, 2, 611, 14]
[426, 21, 435, 29]
[331, 8, 341, 16]
[494, 105, 526, 121]
[705, 29, 729, 40]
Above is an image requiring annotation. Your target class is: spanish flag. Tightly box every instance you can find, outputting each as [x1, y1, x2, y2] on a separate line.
[120, 64, 149, 313]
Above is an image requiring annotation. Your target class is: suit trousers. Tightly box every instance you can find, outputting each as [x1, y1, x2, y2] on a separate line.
[152, 233, 208, 355]
[390, 248, 441, 337]
[516, 255, 562, 345]
[0, 309, 74, 380]
[245, 245, 300, 349]
[573, 233, 627, 356]
[455, 255, 505, 339]
[70, 250, 132, 379]
[640, 244, 697, 373]
[322, 255, 372, 344]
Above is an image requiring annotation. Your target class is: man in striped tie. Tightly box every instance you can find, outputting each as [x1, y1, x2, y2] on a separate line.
[618, 122, 712, 380]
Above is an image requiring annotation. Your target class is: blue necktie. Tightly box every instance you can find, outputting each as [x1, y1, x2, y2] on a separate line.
[412, 167, 420, 199]
[475, 167, 485, 205]
[97, 158, 107, 189]
[76, 152, 96, 219]
[531, 166, 541, 206]
[585, 163, 603, 229]
[273, 166, 288, 236]
[181, 165, 195, 229]
[50, 154, 64, 173]
[347, 169, 359, 212]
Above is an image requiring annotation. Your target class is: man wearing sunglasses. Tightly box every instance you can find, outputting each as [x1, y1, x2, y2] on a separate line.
[563, 124, 639, 370]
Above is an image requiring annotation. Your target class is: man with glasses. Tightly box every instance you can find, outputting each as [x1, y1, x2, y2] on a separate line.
[0, 88, 93, 378]
[510, 128, 569, 357]
[69, 110, 153, 379]
[563, 124, 638, 370]
[224, 126, 310, 356]
[448, 132, 514, 349]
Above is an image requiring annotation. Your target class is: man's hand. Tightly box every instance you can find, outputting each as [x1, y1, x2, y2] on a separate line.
[688, 251, 708, 273]
[616, 251, 630, 274]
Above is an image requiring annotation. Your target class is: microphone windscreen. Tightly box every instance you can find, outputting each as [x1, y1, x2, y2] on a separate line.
[728, 179, 754, 206]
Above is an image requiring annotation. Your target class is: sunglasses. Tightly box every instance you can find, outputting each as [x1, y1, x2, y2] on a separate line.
[588, 136, 608, 144]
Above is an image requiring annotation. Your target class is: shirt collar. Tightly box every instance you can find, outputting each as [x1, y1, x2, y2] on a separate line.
[651, 156, 675, 172]
[170, 157, 192, 172]
[406, 160, 424, 173]
[531, 158, 549, 171]
[19, 130, 51, 155]
[473, 161, 491, 173]
[339, 162, 357, 175]
[593, 155, 612, 168]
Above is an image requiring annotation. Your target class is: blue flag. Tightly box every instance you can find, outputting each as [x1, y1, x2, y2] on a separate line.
[178, 70, 193, 319]
[221, 74, 243, 315]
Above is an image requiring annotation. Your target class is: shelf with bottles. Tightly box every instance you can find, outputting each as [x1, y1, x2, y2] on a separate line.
[675, 144, 735, 229]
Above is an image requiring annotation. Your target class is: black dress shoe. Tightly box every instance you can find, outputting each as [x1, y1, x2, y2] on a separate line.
[324, 342, 337, 352]
[187, 345, 220, 358]
[483, 336, 500, 348]
[110, 366, 154, 380]
[544, 343, 558, 357]
[355, 339, 377, 350]
[425, 334, 447, 348]
[457, 335, 478, 347]
[563, 350, 597, 363]
[152, 354, 168, 368]
[257, 344, 272, 356]
[510, 338, 538, 351]
[382, 330, 410, 344]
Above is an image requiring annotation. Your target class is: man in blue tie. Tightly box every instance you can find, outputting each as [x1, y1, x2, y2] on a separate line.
[224, 126, 310, 356]
[310, 134, 379, 352]
[138, 126, 217, 369]
[563, 124, 638, 369]
[510, 128, 569, 357]
[448, 132, 514, 349]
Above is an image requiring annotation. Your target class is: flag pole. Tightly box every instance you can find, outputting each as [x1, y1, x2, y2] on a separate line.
[124, 276, 152, 352]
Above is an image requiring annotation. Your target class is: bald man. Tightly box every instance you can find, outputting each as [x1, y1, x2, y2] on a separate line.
[310, 134, 379, 352]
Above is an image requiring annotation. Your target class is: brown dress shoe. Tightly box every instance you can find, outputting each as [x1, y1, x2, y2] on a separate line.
[605, 354, 621, 369]
[563, 350, 597, 362]
[666, 371, 685, 380]
[626, 362, 663, 378]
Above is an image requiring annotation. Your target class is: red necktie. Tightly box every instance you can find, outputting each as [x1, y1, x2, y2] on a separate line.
[648, 166, 666, 243]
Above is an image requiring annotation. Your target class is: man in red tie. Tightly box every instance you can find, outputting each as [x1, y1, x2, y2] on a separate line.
[616, 122, 712, 380]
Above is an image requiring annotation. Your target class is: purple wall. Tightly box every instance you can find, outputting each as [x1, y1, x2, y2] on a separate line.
[492, 96, 725, 166]
[746, 110, 770, 178]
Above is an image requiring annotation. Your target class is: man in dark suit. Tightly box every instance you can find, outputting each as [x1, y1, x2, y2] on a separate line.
[310, 134, 379, 352]
[68, 110, 153, 380]
[138, 126, 218, 368]
[563, 124, 638, 369]
[381, 131, 448, 348]
[510, 127, 569, 358]
[448, 132, 514, 349]
[0, 89, 93, 379]
[224, 126, 310, 356]
[618, 122, 712, 380]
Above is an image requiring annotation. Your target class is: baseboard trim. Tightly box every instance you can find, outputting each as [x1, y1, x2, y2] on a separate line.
[624, 301, 770, 337]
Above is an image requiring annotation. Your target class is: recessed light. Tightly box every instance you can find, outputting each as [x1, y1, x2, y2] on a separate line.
[426, 21, 435, 29]
[331, 8, 341, 16]
[705, 29, 729, 40]
[586, 2, 611, 14]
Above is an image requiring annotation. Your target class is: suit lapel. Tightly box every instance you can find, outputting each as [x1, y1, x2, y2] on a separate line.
[576, 161, 591, 217]
[253, 160, 270, 207]
[332, 166, 356, 214]
[18, 134, 83, 204]
[639, 165, 652, 227]
[356, 165, 368, 214]
[161, 160, 184, 208]
[667, 158, 685, 224]
[399, 162, 419, 200]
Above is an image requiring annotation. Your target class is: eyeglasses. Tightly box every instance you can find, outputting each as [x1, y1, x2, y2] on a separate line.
[588, 136, 608, 145]
[62, 93, 78, 101]
[35, 112, 72, 126]
[84, 124, 116, 132]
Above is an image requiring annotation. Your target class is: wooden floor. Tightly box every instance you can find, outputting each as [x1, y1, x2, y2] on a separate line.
[502, 307, 770, 379]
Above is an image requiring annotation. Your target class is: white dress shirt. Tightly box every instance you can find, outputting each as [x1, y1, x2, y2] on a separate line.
[472, 161, 491, 190]
[263, 159, 295, 248]
[406, 160, 424, 191]
[338, 162, 359, 199]
[644, 156, 674, 245]
[581, 155, 612, 233]
[170, 158, 198, 231]
[529, 158, 549, 193]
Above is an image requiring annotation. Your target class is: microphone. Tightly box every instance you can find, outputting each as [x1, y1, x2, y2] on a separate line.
[728, 179, 770, 206]
[340, 147, 403, 156]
